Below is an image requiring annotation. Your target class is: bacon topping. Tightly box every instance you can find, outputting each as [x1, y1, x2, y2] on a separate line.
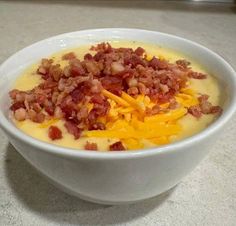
[84, 141, 98, 150]
[188, 94, 222, 118]
[64, 121, 81, 139]
[62, 52, 76, 60]
[48, 126, 63, 140]
[14, 108, 27, 121]
[109, 141, 126, 151]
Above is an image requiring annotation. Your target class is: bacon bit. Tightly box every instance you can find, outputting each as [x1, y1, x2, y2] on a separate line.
[90, 94, 104, 104]
[109, 141, 126, 151]
[37, 58, 53, 79]
[160, 84, 169, 94]
[34, 112, 46, 123]
[198, 94, 222, 115]
[44, 101, 55, 116]
[84, 53, 93, 60]
[84, 141, 98, 150]
[54, 106, 64, 118]
[10, 102, 25, 111]
[63, 66, 71, 77]
[48, 126, 62, 140]
[84, 60, 100, 75]
[77, 107, 88, 121]
[42, 58, 53, 68]
[188, 71, 207, 79]
[200, 101, 212, 114]
[101, 76, 123, 95]
[38, 66, 47, 75]
[90, 42, 112, 53]
[14, 108, 27, 121]
[198, 94, 209, 102]
[127, 78, 138, 88]
[15, 92, 26, 102]
[176, 59, 190, 68]
[70, 61, 85, 77]
[134, 47, 145, 56]
[64, 121, 81, 139]
[49, 64, 62, 82]
[188, 105, 202, 118]
[9, 89, 19, 99]
[90, 79, 103, 94]
[127, 87, 139, 96]
[188, 94, 222, 118]
[62, 52, 76, 60]
[198, 94, 211, 114]
[111, 62, 125, 75]
[138, 82, 147, 95]
[149, 57, 168, 69]
[210, 106, 222, 114]
[32, 103, 42, 113]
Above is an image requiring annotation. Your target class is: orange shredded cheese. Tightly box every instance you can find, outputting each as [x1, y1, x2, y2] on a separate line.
[102, 89, 129, 107]
[121, 91, 146, 113]
[84, 87, 197, 149]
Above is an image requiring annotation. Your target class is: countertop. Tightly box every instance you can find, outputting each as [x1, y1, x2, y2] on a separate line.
[0, 1, 236, 225]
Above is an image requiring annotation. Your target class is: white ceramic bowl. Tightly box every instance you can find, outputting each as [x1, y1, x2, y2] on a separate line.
[0, 29, 236, 205]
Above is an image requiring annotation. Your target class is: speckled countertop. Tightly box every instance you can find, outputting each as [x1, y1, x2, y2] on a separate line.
[0, 1, 236, 225]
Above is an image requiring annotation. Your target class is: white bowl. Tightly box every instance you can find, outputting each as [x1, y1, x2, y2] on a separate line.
[0, 28, 236, 205]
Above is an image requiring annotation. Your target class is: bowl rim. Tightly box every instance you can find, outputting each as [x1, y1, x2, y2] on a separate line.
[1, 28, 236, 160]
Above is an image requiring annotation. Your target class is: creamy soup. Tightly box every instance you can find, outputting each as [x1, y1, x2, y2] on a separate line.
[10, 41, 222, 151]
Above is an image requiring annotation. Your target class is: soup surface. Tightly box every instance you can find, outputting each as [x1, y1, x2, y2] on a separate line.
[9, 41, 222, 151]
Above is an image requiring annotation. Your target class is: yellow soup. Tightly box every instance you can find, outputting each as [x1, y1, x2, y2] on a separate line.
[12, 41, 222, 151]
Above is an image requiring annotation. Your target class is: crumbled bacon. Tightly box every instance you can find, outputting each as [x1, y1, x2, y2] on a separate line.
[14, 108, 27, 121]
[134, 47, 145, 56]
[9, 89, 20, 99]
[188, 94, 222, 118]
[149, 57, 168, 70]
[84, 141, 98, 150]
[30, 111, 45, 123]
[9, 42, 222, 148]
[198, 94, 222, 115]
[210, 106, 222, 114]
[48, 126, 62, 140]
[188, 71, 207, 79]
[62, 52, 76, 60]
[38, 66, 47, 75]
[188, 105, 202, 118]
[127, 77, 138, 88]
[127, 87, 139, 95]
[32, 103, 42, 113]
[64, 121, 81, 139]
[109, 141, 126, 151]
[10, 102, 25, 111]
[111, 62, 125, 75]
[176, 59, 190, 68]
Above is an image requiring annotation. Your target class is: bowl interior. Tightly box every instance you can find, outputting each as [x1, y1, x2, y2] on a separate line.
[0, 28, 236, 156]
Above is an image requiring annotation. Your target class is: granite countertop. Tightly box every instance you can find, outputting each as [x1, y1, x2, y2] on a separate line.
[0, 1, 236, 225]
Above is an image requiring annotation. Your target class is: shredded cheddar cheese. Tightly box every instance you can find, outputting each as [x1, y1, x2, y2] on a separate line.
[102, 89, 129, 107]
[121, 91, 146, 113]
[84, 86, 199, 148]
